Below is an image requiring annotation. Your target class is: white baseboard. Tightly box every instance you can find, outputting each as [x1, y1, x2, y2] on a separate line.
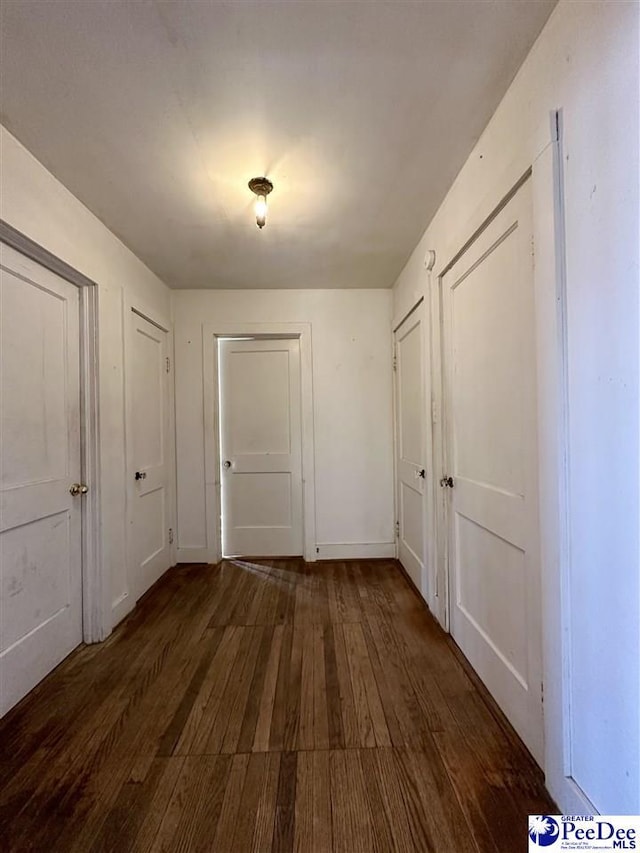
[315, 542, 396, 560]
[177, 544, 395, 562]
[111, 591, 134, 628]
[548, 773, 597, 816]
[176, 546, 218, 564]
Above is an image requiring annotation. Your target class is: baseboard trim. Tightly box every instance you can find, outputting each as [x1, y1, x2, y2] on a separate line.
[176, 547, 217, 564]
[549, 775, 596, 817]
[315, 542, 396, 560]
[111, 591, 134, 628]
[177, 544, 396, 562]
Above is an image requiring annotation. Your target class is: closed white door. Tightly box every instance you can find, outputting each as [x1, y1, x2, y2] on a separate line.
[394, 306, 427, 590]
[219, 338, 303, 557]
[128, 311, 172, 599]
[0, 245, 83, 716]
[441, 178, 543, 763]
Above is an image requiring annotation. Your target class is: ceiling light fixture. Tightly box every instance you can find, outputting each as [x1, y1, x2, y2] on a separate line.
[248, 177, 273, 229]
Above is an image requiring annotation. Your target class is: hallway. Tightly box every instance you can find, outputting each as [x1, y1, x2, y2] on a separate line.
[0, 559, 554, 852]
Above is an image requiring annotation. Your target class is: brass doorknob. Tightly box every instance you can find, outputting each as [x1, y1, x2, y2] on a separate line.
[69, 483, 88, 496]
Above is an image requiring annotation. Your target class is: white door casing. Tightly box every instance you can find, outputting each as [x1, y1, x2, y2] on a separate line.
[394, 306, 427, 591]
[128, 310, 172, 600]
[219, 337, 303, 557]
[441, 177, 544, 764]
[0, 246, 83, 716]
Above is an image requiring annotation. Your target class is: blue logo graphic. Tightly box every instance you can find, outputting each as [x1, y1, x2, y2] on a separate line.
[529, 816, 560, 847]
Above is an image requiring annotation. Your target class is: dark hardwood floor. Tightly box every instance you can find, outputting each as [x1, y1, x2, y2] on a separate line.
[0, 559, 554, 852]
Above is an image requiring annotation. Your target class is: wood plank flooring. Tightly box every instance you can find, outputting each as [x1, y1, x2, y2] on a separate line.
[0, 559, 554, 852]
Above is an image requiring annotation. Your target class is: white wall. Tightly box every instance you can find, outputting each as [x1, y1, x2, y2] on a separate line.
[392, 0, 639, 816]
[173, 289, 394, 561]
[0, 125, 173, 629]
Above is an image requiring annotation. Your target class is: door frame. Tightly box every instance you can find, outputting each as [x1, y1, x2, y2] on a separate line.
[0, 220, 105, 643]
[429, 113, 594, 811]
[122, 299, 176, 616]
[202, 322, 316, 563]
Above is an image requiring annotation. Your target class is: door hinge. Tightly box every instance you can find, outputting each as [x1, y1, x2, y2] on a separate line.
[392, 354, 397, 372]
[540, 680, 544, 705]
[431, 396, 438, 425]
[168, 527, 174, 545]
[395, 520, 400, 538]
[166, 356, 171, 373]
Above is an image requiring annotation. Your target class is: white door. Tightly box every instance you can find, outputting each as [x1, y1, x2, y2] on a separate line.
[441, 178, 543, 763]
[0, 244, 83, 716]
[394, 306, 427, 590]
[128, 311, 172, 599]
[219, 338, 303, 557]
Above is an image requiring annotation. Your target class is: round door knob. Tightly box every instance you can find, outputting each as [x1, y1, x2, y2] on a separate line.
[69, 483, 88, 496]
[223, 460, 232, 469]
[135, 471, 146, 480]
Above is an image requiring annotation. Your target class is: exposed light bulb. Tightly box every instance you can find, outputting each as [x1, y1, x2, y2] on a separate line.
[248, 177, 273, 229]
[255, 195, 267, 229]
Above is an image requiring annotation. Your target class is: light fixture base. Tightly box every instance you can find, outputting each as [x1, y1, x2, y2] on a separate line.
[424, 249, 436, 272]
[248, 177, 273, 197]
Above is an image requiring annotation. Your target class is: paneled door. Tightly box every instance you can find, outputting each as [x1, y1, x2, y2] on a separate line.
[441, 177, 543, 763]
[394, 305, 427, 590]
[0, 244, 83, 716]
[219, 338, 303, 557]
[128, 310, 172, 599]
